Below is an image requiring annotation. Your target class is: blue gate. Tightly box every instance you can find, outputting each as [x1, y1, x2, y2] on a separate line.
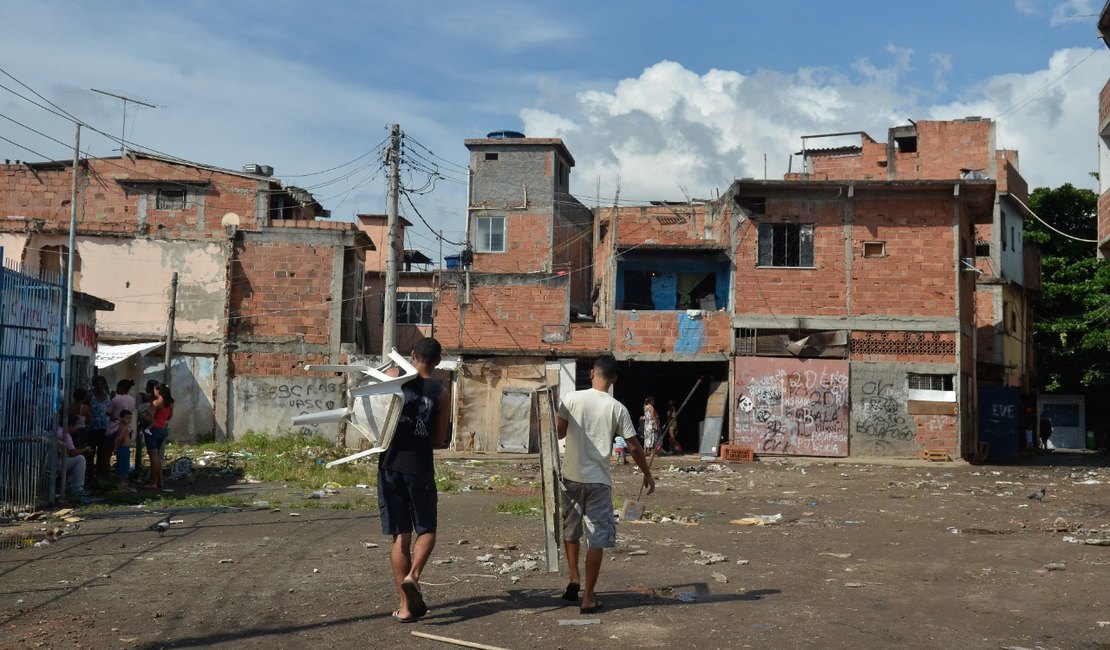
[0, 248, 66, 513]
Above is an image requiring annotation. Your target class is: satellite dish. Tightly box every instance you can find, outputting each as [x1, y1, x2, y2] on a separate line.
[221, 212, 241, 227]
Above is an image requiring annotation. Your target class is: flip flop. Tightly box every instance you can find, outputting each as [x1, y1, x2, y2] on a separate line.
[580, 601, 604, 615]
[401, 581, 428, 618]
[392, 610, 417, 624]
[561, 583, 581, 602]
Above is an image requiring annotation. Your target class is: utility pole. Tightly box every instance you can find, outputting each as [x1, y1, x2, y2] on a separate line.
[56, 123, 81, 502]
[382, 124, 401, 355]
[163, 272, 178, 384]
[90, 89, 156, 155]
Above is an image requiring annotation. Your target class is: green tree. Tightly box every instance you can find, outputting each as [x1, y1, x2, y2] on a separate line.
[1025, 183, 1110, 392]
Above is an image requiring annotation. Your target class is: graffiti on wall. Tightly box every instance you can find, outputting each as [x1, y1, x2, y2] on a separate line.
[733, 358, 849, 457]
[235, 378, 343, 436]
[850, 365, 926, 456]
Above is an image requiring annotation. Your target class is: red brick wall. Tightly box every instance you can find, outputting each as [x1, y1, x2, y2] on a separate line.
[229, 351, 334, 377]
[903, 121, 993, 180]
[733, 195, 960, 319]
[614, 309, 731, 356]
[734, 199, 847, 316]
[230, 241, 334, 344]
[434, 277, 568, 353]
[614, 204, 730, 248]
[473, 212, 551, 273]
[0, 158, 264, 239]
[850, 198, 958, 317]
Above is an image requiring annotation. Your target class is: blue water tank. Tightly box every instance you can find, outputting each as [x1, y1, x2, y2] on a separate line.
[486, 130, 525, 139]
[445, 255, 461, 270]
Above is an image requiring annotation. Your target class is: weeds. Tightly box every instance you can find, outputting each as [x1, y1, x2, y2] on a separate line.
[494, 496, 543, 516]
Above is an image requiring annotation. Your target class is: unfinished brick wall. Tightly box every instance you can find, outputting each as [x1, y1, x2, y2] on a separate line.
[850, 198, 958, 317]
[0, 157, 265, 240]
[614, 204, 730, 248]
[901, 120, 994, 180]
[614, 309, 731, 356]
[435, 275, 568, 354]
[472, 211, 551, 273]
[229, 240, 334, 344]
[229, 351, 334, 377]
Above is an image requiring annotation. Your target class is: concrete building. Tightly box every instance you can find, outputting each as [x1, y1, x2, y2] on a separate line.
[0, 153, 371, 442]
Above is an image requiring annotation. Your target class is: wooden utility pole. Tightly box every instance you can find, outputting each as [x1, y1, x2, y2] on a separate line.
[382, 124, 401, 354]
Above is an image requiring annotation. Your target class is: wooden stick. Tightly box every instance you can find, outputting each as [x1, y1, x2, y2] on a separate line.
[410, 630, 510, 650]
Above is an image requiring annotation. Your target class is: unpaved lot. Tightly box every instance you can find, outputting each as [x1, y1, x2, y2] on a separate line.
[4, 454, 1110, 650]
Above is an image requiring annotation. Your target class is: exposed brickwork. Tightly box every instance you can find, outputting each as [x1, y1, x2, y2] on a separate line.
[229, 241, 334, 344]
[614, 309, 731, 356]
[613, 203, 731, 248]
[472, 212, 552, 273]
[229, 351, 334, 377]
[435, 276, 568, 354]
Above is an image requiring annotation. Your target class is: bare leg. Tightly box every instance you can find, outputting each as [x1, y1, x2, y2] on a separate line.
[581, 548, 604, 609]
[391, 533, 414, 617]
[564, 540, 581, 586]
[405, 532, 436, 586]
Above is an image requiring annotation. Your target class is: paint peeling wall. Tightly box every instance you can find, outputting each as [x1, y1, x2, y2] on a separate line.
[732, 357, 850, 457]
[230, 375, 344, 440]
[615, 309, 731, 359]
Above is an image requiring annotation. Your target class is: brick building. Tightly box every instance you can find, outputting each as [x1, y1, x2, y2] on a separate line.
[1099, 4, 1110, 259]
[434, 125, 1029, 460]
[0, 153, 371, 442]
[357, 213, 436, 356]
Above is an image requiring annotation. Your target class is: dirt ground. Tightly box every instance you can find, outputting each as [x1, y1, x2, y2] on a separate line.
[4, 452, 1110, 650]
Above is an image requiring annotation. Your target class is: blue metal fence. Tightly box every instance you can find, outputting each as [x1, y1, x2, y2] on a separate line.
[0, 247, 66, 514]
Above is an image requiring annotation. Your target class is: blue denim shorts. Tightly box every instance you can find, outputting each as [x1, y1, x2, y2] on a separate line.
[144, 427, 168, 453]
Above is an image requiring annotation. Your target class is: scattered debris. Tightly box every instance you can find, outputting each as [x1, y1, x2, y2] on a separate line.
[844, 582, 865, 588]
[1041, 562, 1067, 571]
[363, 542, 379, 549]
[218, 559, 237, 564]
[628, 550, 649, 557]
[711, 572, 728, 583]
[476, 554, 493, 562]
[818, 552, 852, 559]
[675, 592, 697, 603]
[411, 630, 510, 650]
[730, 514, 783, 526]
[559, 619, 601, 626]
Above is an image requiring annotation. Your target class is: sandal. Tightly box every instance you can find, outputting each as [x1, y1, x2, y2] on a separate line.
[561, 582, 580, 602]
[392, 610, 417, 624]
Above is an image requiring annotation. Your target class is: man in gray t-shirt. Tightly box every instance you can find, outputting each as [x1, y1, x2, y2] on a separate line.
[556, 354, 655, 614]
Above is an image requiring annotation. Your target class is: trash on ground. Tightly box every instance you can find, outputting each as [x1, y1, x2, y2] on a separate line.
[559, 619, 601, 626]
[676, 592, 697, 603]
[818, 552, 853, 559]
[1041, 562, 1066, 571]
[730, 513, 783, 526]
[711, 572, 728, 583]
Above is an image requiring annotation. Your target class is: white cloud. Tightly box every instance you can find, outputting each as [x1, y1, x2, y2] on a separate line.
[1050, 0, 1100, 26]
[521, 48, 1110, 203]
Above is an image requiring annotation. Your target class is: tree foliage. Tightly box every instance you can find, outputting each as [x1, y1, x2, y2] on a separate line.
[1025, 183, 1110, 392]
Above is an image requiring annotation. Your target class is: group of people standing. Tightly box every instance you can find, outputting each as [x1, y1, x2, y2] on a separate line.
[614, 395, 681, 463]
[58, 376, 175, 494]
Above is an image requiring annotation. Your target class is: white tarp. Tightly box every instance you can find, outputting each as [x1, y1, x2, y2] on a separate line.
[95, 341, 163, 369]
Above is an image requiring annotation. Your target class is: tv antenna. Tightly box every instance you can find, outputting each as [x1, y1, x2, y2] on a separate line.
[90, 88, 157, 154]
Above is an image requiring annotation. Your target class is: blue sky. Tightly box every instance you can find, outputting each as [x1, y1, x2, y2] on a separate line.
[1, 0, 1108, 258]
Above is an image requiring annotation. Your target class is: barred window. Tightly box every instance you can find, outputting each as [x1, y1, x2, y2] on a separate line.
[156, 188, 186, 210]
[907, 372, 955, 402]
[758, 223, 814, 267]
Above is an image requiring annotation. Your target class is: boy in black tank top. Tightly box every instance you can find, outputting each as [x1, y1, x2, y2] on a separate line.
[377, 337, 449, 623]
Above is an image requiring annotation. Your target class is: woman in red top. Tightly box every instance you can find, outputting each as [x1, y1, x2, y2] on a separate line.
[142, 383, 174, 490]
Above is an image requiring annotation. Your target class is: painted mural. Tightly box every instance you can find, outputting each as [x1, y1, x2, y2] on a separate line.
[733, 357, 849, 457]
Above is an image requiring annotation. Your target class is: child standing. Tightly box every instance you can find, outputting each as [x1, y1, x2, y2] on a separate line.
[614, 435, 629, 465]
[115, 410, 133, 477]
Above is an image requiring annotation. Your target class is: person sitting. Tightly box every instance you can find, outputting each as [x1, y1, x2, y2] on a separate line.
[57, 414, 91, 495]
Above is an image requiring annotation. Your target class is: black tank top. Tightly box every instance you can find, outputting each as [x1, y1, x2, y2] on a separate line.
[380, 377, 442, 475]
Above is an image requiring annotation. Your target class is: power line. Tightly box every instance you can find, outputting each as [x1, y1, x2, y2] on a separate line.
[401, 189, 464, 246]
[0, 134, 56, 162]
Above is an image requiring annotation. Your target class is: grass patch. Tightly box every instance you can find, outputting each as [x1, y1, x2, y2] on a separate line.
[76, 491, 255, 513]
[436, 464, 462, 493]
[165, 432, 378, 489]
[494, 495, 543, 516]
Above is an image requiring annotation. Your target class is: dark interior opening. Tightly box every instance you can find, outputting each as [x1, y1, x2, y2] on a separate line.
[610, 360, 729, 455]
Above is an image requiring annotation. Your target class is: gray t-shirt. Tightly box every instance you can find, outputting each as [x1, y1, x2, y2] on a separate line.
[558, 388, 637, 485]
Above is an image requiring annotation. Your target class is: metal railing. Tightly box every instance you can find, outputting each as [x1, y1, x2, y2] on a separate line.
[0, 253, 65, 515]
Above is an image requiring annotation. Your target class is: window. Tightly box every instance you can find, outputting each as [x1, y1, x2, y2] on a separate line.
[862, 241, 886, 258]
[156, 188, 186, 210]
[474, 216, 506, 253]
[396, 292, 433, 325]
[907, 373, 955, 402]
[758, 223, 814, 267]
[484, 152, 499, 161]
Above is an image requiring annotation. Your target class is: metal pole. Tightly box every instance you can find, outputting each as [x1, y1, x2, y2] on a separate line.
[57, 123, 81, 502]
[162, 272, 178, 384]
[382, 124, 400, 354]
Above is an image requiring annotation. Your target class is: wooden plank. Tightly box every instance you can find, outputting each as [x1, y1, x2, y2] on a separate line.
[534, 386, 562, 573]
[704, 381, 728, 419]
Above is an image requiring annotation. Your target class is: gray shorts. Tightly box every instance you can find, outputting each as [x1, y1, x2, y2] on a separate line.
[561, 479, 616, 549]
